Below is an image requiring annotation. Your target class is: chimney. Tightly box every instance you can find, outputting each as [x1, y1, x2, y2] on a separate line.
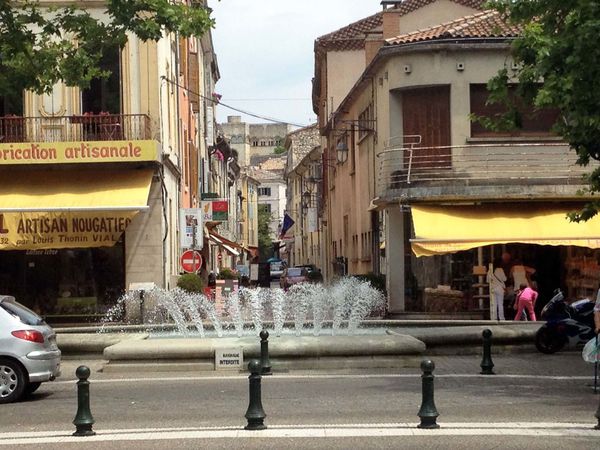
[365, 32, 384, 66]
[382, 8, 402, 39]
[228, 115, 242, 124]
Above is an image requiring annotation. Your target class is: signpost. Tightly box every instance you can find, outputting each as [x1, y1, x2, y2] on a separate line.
[180, 250, 203, 273]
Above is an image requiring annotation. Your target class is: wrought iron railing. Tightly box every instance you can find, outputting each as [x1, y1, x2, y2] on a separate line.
[377, 138, 594, 198]
[0, 114, 155, 143]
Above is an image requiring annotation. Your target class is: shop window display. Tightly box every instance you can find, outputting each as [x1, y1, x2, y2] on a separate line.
[0, 242, 125, 322]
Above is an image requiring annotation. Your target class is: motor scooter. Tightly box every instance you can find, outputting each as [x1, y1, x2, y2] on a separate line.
[535, 289, 596, 354]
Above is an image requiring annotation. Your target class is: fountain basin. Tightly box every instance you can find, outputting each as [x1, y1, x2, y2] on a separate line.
[104, 333, 426, 361]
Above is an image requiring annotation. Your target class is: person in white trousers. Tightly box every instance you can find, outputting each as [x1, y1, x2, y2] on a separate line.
[488, 260, 507, 320]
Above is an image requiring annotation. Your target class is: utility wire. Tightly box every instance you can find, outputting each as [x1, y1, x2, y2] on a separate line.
[160, 76, 310, 128]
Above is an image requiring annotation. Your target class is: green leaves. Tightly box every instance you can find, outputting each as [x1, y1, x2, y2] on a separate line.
[485, 1, 600, 219]
[0, 0, 215, 94]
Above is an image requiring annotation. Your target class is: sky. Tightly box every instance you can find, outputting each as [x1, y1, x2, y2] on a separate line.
[210, 0, 381, 128]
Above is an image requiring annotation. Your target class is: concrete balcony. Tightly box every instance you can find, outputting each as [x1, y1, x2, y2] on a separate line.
[0, 114, 155, 144]
[376, 138, 595, 203]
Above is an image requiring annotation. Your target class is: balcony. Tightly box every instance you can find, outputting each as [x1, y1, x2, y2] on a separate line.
[0, 114, 155, 144]
[377, 137, 596, 203]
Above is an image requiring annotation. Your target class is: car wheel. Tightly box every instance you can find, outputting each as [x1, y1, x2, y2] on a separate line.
[0, 358, 26, 404]
[24, 382, 42, 396]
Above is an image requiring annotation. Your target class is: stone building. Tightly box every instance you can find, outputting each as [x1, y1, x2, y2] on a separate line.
[220, 115, 293, 166]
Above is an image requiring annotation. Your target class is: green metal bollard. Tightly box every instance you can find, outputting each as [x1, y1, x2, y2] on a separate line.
[245, 360, 267, 430]
[417, 359, 440, 429]
[480, 329, 495, 375]
[260, 330, 272, 376]
[73, 366, 95, 437]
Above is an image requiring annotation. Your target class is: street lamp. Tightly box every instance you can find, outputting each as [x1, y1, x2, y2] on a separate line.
[336, 138, 349, 164]
[302, 190, 312, 209]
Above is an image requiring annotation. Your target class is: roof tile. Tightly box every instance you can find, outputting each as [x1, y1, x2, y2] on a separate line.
[316, 0, 486, 51]
[385, 10, 521, 45]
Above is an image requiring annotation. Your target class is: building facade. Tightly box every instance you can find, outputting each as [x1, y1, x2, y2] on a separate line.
[283, 125, 321, 267]
[314, 0, 600, 317]
[248, 168, 287, 243]
[0, 1, 226, 321]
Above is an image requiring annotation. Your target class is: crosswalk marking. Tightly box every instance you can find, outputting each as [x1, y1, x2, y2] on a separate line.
[0, 422, 598, 445]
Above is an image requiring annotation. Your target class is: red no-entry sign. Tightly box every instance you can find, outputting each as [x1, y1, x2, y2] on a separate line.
[180, 250, 203, 273]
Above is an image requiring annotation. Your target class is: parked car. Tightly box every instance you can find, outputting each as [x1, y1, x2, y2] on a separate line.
[269, 260, 285, 280]
[0, 295, 61, 404]
[280, 267, 309, 290]
[294, 264, 318, 273]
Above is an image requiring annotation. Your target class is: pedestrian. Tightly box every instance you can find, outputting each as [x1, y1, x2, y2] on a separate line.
[510, 260, 536, 290]
[513, 283, 537, 321]
[488, 258, 507, 320]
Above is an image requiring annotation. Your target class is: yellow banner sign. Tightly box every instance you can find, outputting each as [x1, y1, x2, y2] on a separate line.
[0, 140, 158, 165]
[0, 212, 137, 250]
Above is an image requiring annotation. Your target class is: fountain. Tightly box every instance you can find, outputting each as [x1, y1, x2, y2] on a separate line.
[100, 277, 387, 338]
[78, 278, 428, 371]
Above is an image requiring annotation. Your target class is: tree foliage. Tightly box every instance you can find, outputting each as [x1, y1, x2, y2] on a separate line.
[487, 0, 600, 220]
[257, 204, 273, 261]
[0, 0, 215, 95]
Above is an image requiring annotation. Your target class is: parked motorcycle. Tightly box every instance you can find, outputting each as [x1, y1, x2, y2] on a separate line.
[535, 289, 596, 354]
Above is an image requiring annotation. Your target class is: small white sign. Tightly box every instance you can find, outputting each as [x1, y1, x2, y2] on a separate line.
[180, 208, 203, 250]
[128, 282, 156, 292]
[250, 264, 259, 281]
[215, 348, 243, 370]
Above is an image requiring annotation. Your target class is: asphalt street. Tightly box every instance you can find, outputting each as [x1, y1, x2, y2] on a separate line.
[1, 352, 600, 448]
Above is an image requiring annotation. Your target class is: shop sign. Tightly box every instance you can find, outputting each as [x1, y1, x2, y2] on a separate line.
[0, 211, 135, 250]
[201, 200, 229, 222]
[201, 192, 220, 200]
[179, 208, 203, 250]
[0, 140, 159, 165]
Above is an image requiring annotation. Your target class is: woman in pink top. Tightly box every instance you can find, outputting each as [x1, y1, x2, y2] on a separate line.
[513, 283, 537, 321]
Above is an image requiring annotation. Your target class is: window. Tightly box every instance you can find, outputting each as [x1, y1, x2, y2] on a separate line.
[0, 92, 24, 142]
[358, 103, 374, 140]
[258, 187, 272, 197]
[0, 92, 23, 116]
[0, 298, 43, 326]
[470, 84, 559, 137]
[350, 124, 356, 173]
[82, 45, 121, 114]
[259, 203, 272, 214]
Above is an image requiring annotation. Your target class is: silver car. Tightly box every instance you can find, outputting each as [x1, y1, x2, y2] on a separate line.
[0, 295, 61, 403]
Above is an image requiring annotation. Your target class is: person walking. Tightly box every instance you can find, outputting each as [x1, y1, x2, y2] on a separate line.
[513, 283, 538, 321]
[488, 259, 507, 320]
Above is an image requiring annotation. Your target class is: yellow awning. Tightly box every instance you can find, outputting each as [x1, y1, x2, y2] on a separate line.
[0, 169, 153, 250]
[0, 169, 153, 212]
[411, 204, 600, 257]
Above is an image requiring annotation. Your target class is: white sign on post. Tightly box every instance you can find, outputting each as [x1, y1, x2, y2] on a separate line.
[180, 208, 203, 250]
[215, 348, 243, 370]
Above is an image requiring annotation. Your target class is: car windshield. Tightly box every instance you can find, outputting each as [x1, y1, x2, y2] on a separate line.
[0, 297, 44, 326]
[287, 268, 304, 277]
